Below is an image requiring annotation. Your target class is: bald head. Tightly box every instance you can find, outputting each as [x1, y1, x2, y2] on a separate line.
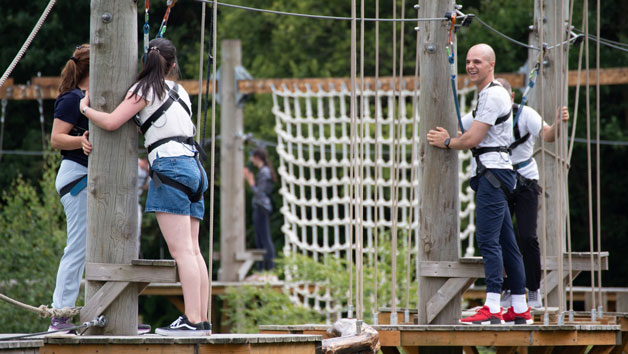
[468, 43, 496, 63]
[466, 44, 497, 89]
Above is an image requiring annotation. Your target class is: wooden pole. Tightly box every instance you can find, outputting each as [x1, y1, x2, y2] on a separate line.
[529, 0, 569, 308]
[83, 0, 138, 335]
[417, 0, 461, 330]
[218, 39, 246, 281]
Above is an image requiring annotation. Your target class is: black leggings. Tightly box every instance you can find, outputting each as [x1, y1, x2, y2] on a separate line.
[253, 206, 275, 271]
[503, 177, 541, 292]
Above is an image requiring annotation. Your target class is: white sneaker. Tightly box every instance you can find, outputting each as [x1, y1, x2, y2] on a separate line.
[500, 290, 512, 308]
[528, 289, 543, 309]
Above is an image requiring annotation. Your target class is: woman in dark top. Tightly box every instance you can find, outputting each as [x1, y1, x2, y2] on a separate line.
[244, 148, 277, 271]
[48, 44, 92, 332]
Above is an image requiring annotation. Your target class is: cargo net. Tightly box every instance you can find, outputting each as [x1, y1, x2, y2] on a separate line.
[271, 83, 477, 320]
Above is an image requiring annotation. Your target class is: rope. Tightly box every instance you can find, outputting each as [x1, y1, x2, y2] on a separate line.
[372, 0, 380, 326]
[0, 0, 56, 89]
[512, 53, 542, 127]
[405, 1, 420, 324]
[565, 0, 577, 317]
[388, 0, 399, 326]
[347, 0, 357, 319]
[538, 0, 549, 322]
[194, 0, 444, 22]
[206, 0, 218, 330]
[583, 0, 597, 317]
[0, 293, 80, 319]
[196, 3, 206, 142]
[357, 0, 366, 323]
[595, 0, 603, 314]
[447, 14, 465, 134]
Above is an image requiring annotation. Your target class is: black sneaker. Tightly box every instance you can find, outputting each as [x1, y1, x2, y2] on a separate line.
[138, 323, 151, 335]
[202, 321, 212, 334]
[155, 315, 207, 336]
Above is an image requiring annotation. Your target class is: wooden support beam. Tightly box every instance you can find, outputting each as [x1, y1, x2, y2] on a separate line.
[80, 281, 130, 325]
[588, 346, 615, 354]
[85, 263, 178, 283]
[85, 0, 139, 336]
[426, 278, 475, 323]
[495, 347, 517, 354]
[4, 68, 628, 100]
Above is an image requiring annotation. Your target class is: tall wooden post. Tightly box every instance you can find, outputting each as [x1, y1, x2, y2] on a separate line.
[417, 0, 461, 330]
[529, 0, 569, 308]
[218, 40, 246, 281]
[84, 0, 138, 335]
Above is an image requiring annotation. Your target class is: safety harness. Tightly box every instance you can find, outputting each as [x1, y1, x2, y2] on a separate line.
[136, 83, 206, 203]
[469, 81, 513, 198]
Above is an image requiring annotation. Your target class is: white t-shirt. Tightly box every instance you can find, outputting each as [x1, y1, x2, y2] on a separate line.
[510, 105, 549, 181]
[461, 81, 513, 176]
[130, 80, 196, 164]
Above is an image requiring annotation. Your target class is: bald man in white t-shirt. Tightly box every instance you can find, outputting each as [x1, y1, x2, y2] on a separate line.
[428, 43, 531, 325]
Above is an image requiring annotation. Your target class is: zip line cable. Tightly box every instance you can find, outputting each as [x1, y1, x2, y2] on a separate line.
[194, 0, 444, 22]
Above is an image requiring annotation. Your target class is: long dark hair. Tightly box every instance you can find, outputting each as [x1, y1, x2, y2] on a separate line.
[252, 148, 278, 183]
[58, 44, 90, 95]
[131, 38, 180, 102]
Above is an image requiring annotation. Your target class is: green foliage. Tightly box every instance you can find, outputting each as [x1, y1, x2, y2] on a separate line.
[220, 283, 325, 333]
[0, 152, 66, 333]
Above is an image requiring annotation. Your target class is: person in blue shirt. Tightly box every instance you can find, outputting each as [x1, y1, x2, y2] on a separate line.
[48, 44, 92, 333]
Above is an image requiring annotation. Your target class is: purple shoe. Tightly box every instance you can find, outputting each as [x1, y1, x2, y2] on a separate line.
[48, 317, 76, 334]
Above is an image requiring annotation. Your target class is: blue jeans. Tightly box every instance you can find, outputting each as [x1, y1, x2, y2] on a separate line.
[471, 169, 526, 295]
[146, 155, 208, 220]
[253, 206, 275, 271]
[52, 160, 88, 309]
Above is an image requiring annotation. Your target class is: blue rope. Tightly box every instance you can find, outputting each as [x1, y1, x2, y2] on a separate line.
[512, 63, 540, 127]
[447, 46, 465, 134]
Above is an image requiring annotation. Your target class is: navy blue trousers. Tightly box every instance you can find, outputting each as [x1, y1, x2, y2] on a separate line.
[471, 169, 526, 295]
[253, 206, 275, 271]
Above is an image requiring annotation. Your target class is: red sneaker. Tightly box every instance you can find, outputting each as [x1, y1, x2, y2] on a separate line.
[460, 306, 504, 325]
[503, 306, 534, 325]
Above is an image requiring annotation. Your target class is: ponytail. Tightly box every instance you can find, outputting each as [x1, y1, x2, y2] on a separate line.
[58, 44, 90, 95]
[131, 38, 180, 102]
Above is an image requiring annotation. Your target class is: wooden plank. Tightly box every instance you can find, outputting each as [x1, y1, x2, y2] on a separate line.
[399, 330, 531, 347]
[131, 259, 176, 267]
[495, 347, 517, 354]
[6, 68, 628, 100]
[420, 261, 485, 278]
[80, 281, 130, 324]
[249, 343, 319, 354]
[41, 344, 197, 354]
[609, 332, 628, 354]
[528, 348, 553, 354]
[555, 346, 588, 354]
[427, 278, 475, 323]
[377, 329, 401, 347]
[85, 263, 178, 283]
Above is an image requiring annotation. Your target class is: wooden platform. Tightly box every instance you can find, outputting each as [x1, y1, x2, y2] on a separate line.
[259, 322, 624, 353]
[0, 334, 322, 354]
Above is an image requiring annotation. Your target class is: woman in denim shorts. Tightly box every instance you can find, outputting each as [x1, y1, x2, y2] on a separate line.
[80, 38, 209, 336]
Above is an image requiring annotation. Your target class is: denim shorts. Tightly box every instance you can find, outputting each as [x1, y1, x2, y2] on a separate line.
[145, 155, 208, 220]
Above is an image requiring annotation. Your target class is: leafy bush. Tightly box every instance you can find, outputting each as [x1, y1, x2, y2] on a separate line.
[220, 283, 325, 333]
[0, 153, 67, 333]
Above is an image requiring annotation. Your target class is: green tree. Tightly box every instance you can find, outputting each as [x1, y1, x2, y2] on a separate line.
[0, 152, 66, 333]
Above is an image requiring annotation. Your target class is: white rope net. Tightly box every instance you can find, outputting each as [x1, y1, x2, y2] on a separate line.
[271, 83, 477, 318]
